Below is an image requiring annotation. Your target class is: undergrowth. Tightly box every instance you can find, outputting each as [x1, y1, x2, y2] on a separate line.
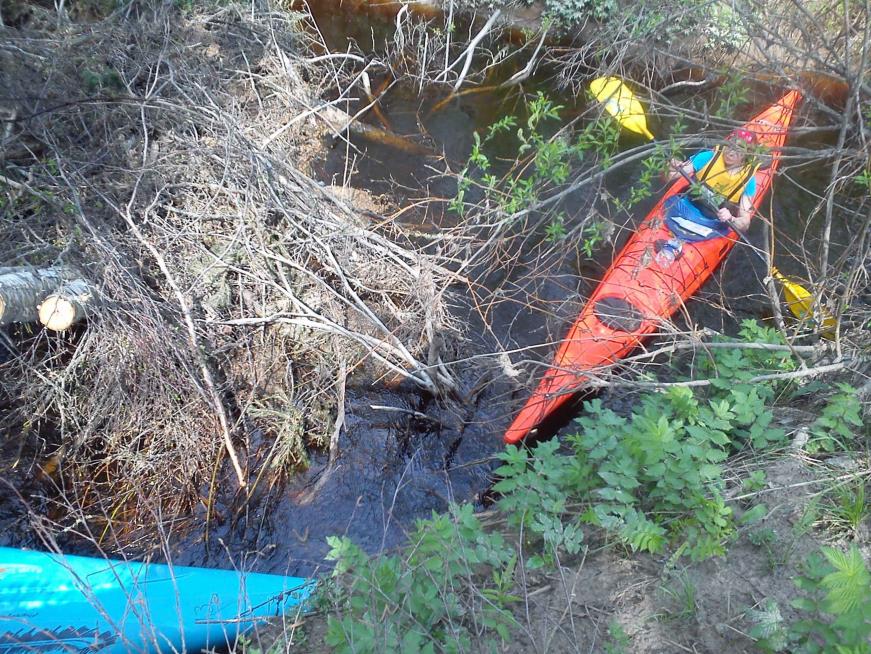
[320, 321, 867, 652]
[450, 92, 619, 251]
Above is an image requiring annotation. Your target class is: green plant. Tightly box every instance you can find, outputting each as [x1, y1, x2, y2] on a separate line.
[581, 219, 609, 256]
[604, 619, 632, 654]
[806, 383, 864, 453]
[703, 5, 750, 52]
[659, 570, 698, 620]
[748, 598, 789, 652]
[714, 71, 751, 118]
[821, 481, 868, 539]
[747, 527, 793, 572]
[324, 503, 517, 653]
[743, 470, 768, 494]
[545, 213, 568, 242]
[536, 0, 617, 27]
[787, 546, 871, 653]
[698, 320, 793, 451]
[451, 92, 617, 257]
[494, 440, 586, 569]
[494, 324, 793, 563]
[561, 389, 729, 559]
[613, 133, 686, 212]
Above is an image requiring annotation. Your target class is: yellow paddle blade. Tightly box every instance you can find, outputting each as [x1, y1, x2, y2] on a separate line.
[589, 76, 655, 141]
[771, 268, 837, 335]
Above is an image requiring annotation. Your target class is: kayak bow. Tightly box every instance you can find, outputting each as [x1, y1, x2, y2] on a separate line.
[504, 90, 802, 445]
[0, 547, 314, 653]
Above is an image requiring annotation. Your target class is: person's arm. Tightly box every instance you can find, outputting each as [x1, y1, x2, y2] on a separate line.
[717, 194, 753, 232]
[666, 151, 714, 183]
[717, 176, 756, 231]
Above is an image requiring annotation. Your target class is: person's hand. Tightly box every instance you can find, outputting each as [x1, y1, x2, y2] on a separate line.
[666, 158, 684, 181]
[717, 207, 734, 224]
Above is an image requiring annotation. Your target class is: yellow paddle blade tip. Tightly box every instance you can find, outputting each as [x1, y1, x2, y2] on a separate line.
[589, 77, 655, 140]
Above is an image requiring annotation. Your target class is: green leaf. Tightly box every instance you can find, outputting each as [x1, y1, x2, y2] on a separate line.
[739, 504, 768, 525]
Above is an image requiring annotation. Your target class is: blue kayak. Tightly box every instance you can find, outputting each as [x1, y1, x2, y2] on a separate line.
[0, 547, 314, 653]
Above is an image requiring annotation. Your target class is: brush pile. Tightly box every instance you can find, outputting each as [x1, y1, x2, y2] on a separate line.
[0, 2, 459, 545]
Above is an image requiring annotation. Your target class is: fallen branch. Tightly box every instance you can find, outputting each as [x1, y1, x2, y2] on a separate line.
[122, 183, 247, 489]
[297, 359, 347, 505]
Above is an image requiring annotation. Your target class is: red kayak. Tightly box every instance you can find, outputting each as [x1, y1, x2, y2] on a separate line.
[504, 90, 801, 445]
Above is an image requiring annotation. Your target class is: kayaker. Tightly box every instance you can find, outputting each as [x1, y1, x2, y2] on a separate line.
[663, 128, 760, 238]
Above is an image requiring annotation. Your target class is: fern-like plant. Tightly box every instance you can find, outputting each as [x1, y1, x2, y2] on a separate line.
[785, 545, 871, 653]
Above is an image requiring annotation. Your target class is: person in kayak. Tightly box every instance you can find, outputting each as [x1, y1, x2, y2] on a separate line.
[663, 128, 760, 240]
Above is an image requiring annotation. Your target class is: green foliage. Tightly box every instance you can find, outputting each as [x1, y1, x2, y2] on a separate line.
[491, 321, 796, 563]
[821, 481, 869, 538]
[743, 470, 768, 494]
[574, 116, 621, 166]
[569, 389, 735, 559]
[494, 440, 586, 569]
[748, 598, 789, 652]
[453, 94, 572, 217]
[714, 72, 751, 118]
[581, 219, 609, 256]
[806, 383, 864, 453]
[659, 570, 699, 620]
[324, 503, 517, 653]
[699, 320, 793, 451]
[604, 620, 632, 654]
[771, 546, 871, 653]
[612, 129, 686, 212]
[545, 213, 567, 242]
[703, 5, 750, 52]
[533, 0, 617, 27]
[451, 92, 616, 257]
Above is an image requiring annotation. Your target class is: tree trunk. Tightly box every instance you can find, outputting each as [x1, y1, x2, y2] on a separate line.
[0, 266, 93, 328]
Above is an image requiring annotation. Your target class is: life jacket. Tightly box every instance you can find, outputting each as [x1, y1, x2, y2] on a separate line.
[687, 147, 759, 215]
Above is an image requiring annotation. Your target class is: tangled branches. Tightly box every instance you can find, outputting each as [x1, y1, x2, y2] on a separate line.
[0, 4, 459, 545]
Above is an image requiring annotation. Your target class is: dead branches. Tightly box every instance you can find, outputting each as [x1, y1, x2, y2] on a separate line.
[0, 4, 462, 544]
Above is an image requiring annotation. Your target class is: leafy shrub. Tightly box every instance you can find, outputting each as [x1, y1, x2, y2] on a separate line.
[493, 321, 795, 562]
[806, 383, 864, 453]
[571, 391, 734, 559]
[324, 503, 517, 653]
[450, 92, 618, 249]
[493, 439, 587, 568]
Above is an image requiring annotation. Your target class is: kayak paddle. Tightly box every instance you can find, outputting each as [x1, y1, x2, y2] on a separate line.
[590, 76, 836, 335]
[590, 76, 656, 140]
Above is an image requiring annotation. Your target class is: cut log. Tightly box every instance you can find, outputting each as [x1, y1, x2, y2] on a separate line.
[38, 279, 96, 331]
[0, 266, 68, 325]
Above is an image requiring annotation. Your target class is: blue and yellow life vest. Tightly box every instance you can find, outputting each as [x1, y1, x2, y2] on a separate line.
[692, 146, 759, 209]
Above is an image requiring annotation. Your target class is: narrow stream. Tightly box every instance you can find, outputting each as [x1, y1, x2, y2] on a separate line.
[0, 2, 856, 581]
